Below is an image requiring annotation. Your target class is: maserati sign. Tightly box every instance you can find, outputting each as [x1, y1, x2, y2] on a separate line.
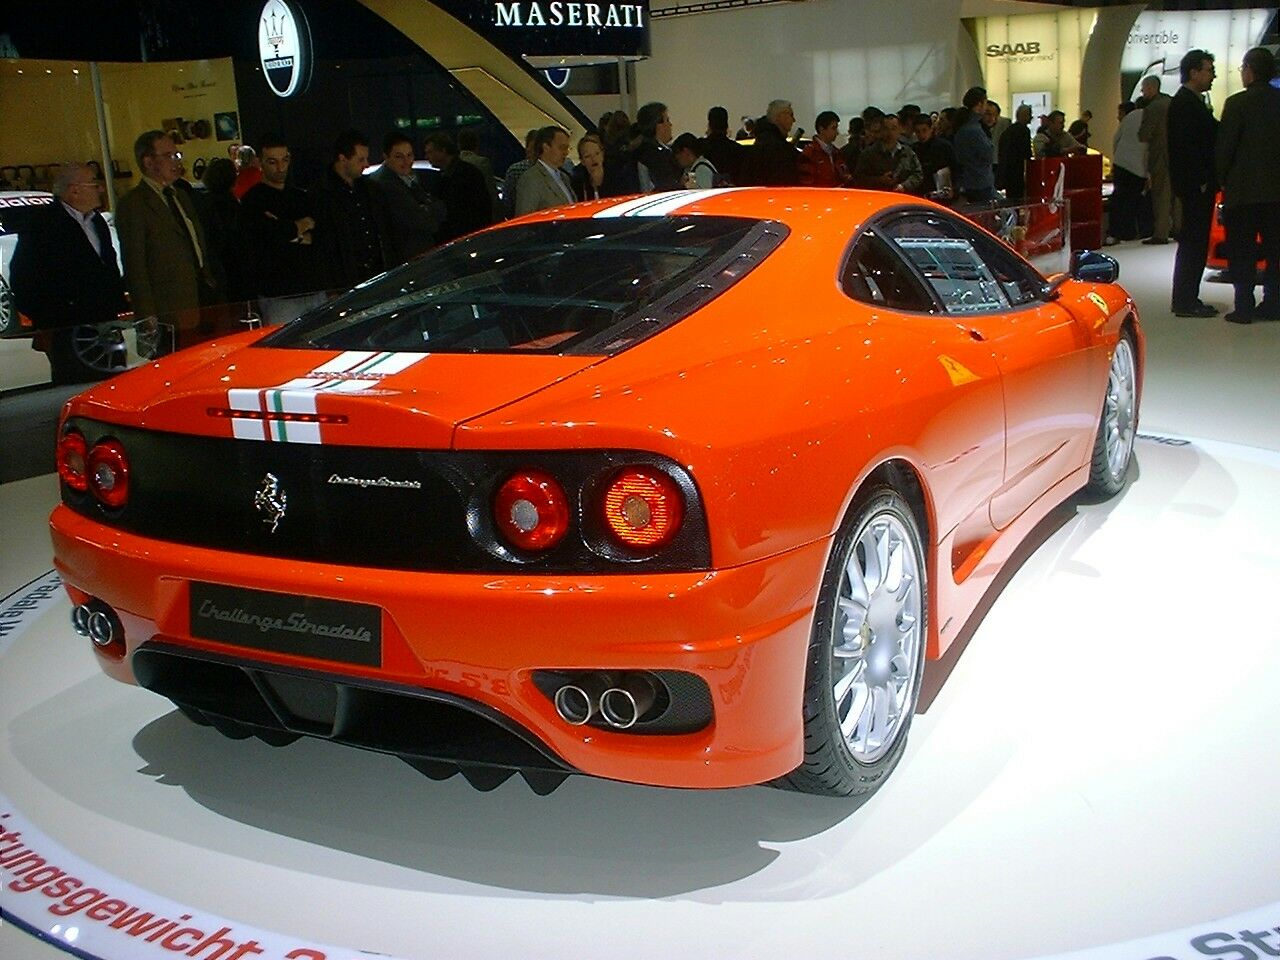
[258, 0, 312, 99]
[494, 3, 647, 29]
[433, 0, 650, 57]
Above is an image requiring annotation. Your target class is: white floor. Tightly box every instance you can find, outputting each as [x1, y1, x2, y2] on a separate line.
[2, 241, 1280, 960]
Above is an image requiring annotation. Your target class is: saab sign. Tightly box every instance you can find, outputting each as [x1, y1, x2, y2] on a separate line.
[258, 0, 313, 98]
[987, 41, 1041, 57]
[434, 1, 650, 57]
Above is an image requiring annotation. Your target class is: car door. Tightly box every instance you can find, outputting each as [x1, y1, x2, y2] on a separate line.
[840, 226, 1006, 557]
[879, 210, 1096, 531]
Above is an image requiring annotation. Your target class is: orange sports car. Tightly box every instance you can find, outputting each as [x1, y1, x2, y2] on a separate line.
[50, 188, 1143, 798]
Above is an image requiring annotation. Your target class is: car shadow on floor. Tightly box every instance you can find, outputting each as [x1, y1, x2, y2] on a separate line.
[916, 456, 1144, 713]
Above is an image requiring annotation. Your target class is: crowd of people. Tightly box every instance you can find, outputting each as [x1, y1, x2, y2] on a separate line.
[10, 43, 1278, 372]
[1107, 47, 1280, 321]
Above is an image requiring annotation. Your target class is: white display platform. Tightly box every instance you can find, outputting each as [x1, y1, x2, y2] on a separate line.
[3, 428, 1280, 960]
[4, 240, 1280, 960]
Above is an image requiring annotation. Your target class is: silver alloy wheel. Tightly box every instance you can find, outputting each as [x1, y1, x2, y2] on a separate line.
[70, 324, 128, 375]
[0, 277, 14, 334]
[1103, 337, 1137, 483]
[831, 510, 923, 764]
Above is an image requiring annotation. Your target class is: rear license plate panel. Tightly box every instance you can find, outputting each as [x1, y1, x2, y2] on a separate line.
[189, 583, 382, 667]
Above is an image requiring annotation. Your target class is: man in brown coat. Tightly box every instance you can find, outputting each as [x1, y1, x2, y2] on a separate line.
[115, 130, 219, 349]
[1137, 75, 1175, 244]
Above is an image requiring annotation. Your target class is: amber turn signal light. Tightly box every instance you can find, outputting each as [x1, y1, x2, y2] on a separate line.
[602, 468, 685, 549]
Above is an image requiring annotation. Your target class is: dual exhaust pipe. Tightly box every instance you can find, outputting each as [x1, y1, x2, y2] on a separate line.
[71, 601, 122, 650]
[553, 672, 659, 730]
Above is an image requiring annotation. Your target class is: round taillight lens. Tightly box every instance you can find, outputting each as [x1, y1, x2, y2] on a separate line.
[87, 439, 130, 509]
[602, 468, 685, 550]
[493, 470, 570, 552]
[57, 431, 89, 492]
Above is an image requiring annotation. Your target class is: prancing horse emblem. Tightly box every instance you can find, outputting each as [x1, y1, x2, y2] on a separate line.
[254, 473, 287, 533]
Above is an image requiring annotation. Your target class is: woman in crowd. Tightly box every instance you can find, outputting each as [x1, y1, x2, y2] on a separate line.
[572, 134, 606, 201]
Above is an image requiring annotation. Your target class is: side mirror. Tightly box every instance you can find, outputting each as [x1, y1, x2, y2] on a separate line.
[1070, 250, 1120, 284]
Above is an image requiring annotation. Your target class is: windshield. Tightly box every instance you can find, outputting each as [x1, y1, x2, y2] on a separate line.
[260, 215, 777, 355]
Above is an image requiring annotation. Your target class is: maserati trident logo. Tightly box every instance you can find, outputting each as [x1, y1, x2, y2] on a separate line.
[254, 473, 288, 533]
[258, 0, 312, 99]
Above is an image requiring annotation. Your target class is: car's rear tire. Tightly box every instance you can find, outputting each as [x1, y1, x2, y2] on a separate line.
[1086, 331, 1138, 497]
[778, 486, 927, 798]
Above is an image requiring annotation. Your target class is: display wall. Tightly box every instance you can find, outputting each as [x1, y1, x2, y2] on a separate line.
[636, 0, 963, 141]
[1121, 7, 1277, 105]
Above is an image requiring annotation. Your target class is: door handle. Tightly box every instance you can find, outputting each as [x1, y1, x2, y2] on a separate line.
[968, 328, 986, 342]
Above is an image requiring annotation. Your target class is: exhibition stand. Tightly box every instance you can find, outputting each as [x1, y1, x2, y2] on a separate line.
[2, 242, 1280, 960]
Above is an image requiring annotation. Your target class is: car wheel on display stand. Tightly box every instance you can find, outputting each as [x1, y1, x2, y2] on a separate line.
[1086, 330, 1138, 497]
[0, 275, 15, 335]
[780, 485, 928, 799]
[46, 323, 130, 385]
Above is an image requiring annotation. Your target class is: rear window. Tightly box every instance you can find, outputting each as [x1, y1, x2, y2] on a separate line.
[261, 215, 782, 355]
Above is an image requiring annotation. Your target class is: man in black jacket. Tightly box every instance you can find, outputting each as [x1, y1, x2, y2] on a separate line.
[423, 132, 494, 243]
[700, 106, 745, 186]
[11, 164, 126, 329]
[311, 130, 385, 291]
[10, 164, 129, 381]
[370, 131, 444, 266]
[1166, 49, 1219, 317]
[1215, 47, 1280, 323]
[741, 100, 801, 187]
[997, 105, 1033, 200]
[238, 138, 320, 297]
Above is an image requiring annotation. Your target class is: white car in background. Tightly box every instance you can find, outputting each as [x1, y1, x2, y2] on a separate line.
[0, 190, 143, 389]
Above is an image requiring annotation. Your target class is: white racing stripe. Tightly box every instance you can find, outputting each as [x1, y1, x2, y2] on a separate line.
[592, 188, 743, 219]
[226, 350, 430, 444]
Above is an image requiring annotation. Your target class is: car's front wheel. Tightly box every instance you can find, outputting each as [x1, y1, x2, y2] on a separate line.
[780, 486, 927, 798]
[1086, 331, 1138, 497]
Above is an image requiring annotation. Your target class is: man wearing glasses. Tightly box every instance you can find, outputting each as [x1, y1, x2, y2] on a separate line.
[10, 163, 128, 382]
[115, 130, 220, 349]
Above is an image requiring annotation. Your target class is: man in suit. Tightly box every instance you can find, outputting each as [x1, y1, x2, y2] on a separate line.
[1215, 47, 1280, 323]
[515, 126, 576, 216]
[1166, 50, 1219, 317]
[115, 130, 219, 347]
[423, 132, 495, 243]
[10, 163, 129, 381]
[1137, 75, 1175, 244]
[369, 131, 444, 266]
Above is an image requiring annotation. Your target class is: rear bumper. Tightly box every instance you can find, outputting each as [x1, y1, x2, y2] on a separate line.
[50, 504, 829, 788]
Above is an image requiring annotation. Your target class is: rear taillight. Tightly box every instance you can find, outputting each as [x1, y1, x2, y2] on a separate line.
[57, 431, 89, 492]
[494, 470, 570, 552]
[87, 439, 130, 509]
[602, 468, 685, 549]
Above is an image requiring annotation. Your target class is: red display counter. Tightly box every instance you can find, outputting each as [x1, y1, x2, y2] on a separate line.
[1026, 154, 1103, 250]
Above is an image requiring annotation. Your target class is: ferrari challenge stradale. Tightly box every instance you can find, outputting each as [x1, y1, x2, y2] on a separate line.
[50, 188, 1142, 797]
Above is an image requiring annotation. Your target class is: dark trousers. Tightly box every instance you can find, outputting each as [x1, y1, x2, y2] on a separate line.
[1109, 167, 1145, 240]
[1223, 201, 1280, 314]
[1172, 187, 1215, 310]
